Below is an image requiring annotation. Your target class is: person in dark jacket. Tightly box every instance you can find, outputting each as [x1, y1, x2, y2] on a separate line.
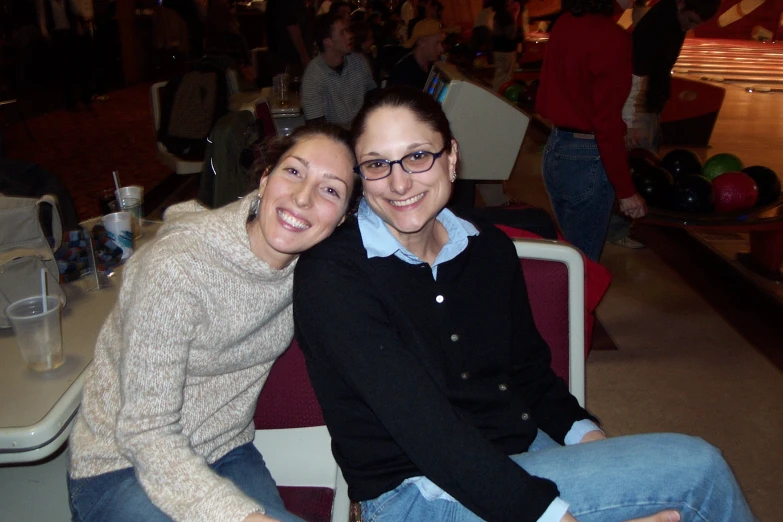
[293, 86, 756, 522]
[624, 0, 721, 150]
[36, 0, 93, 110]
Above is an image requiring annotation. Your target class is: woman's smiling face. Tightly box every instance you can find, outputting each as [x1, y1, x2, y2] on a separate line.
[355, 106, 458, 244]
[251, 135, 356, 268]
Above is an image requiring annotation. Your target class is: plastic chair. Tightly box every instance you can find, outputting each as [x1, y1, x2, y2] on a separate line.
[253, 341, 350, 522]
[513, 238, 586, 406]
[149, 82, 204, 175]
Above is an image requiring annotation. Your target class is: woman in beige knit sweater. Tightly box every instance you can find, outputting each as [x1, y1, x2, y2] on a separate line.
[67, 124, 358, 522]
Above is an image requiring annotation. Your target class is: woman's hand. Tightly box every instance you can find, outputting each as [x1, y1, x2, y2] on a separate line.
[242, 513, 280, 522]
[561, 510, 681, 522]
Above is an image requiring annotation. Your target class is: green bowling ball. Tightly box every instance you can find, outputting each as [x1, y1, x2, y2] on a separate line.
[702, 153, 744, 181]
[504, 83, 525, 103]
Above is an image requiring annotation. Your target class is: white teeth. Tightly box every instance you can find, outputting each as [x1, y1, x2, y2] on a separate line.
[278, 209, 310, 229]
[389, 193, 424, 207]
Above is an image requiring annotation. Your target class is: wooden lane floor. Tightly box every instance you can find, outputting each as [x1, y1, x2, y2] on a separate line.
[674, 38, 783, 84]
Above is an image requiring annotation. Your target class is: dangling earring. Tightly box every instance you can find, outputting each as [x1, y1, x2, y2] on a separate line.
[450, 171, 457, 183]
[249, 192, 262, 217]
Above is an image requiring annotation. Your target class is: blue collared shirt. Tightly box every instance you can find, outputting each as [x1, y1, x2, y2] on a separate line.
[357, 198, 478, 279]
[356, 197, 601, 522]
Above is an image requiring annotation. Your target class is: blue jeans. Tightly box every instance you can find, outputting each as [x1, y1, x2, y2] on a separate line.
[67, 442, 305, 522]
[542, 129, 615, 262]
[360, 431, 756, 522]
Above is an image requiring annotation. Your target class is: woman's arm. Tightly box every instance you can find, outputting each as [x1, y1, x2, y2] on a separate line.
[588, 30, 637, 201]
[114, 256, 263, 522]
[294, 253, 560, 522]
[494, 229, 597, 444]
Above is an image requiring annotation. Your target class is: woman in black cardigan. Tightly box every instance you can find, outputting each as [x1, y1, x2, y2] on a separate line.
[292, 86, 755, 522]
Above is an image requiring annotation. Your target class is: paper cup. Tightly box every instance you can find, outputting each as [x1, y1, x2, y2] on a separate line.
[6, 295, 64, 372]
[109, 197, 142, 239]
[102, 211, 134, 259]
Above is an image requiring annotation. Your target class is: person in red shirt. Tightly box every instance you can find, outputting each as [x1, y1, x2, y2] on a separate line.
[536, 0, 646, 262]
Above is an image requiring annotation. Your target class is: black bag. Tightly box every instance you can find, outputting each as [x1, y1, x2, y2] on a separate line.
[157, 64, 230, 160]
[198, 110, 262, 208]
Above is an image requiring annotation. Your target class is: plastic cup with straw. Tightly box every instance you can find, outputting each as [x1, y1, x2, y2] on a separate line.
[6, 270, 64, 371]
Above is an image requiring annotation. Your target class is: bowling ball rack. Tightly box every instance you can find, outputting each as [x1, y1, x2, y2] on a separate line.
[642, 197, 783, 281]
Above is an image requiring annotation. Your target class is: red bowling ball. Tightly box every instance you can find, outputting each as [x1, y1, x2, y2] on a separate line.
[711, 171, 759, 213]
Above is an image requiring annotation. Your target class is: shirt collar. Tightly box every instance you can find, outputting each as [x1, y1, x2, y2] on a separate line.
[357, 198, 479, 270]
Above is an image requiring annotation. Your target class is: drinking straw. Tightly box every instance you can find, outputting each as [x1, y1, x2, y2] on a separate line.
[40, 268, 48, 313]
[112, 170, 121, 194]
[40, 268, 53, 368]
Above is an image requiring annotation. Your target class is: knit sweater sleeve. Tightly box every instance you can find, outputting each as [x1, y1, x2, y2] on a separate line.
[114, 255, 263, 522]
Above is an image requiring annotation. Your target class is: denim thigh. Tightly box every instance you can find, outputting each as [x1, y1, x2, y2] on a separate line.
[512, 432, 757, 522]
[542, 132, 615, 261]
[360, 432, 755, 522]
[68, 442, 304, 522]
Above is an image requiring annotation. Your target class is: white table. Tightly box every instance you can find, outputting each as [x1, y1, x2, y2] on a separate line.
[0, 220, 159, 464]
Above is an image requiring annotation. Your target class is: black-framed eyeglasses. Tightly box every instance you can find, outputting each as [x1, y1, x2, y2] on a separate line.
[354, 146, 448, 181]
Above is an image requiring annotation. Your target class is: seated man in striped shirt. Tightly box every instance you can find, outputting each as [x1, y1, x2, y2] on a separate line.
[301, 12, 377, 128]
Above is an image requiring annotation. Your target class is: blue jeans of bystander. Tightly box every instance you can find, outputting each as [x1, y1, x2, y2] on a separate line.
[542, 129, 615, 262]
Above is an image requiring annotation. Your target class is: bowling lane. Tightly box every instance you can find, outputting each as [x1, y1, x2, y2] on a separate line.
[674, 38, 783, 85]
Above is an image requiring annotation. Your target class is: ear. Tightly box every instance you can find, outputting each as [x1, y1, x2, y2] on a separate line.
[447, 138, 459, 174]
[258, 167, 271, 196]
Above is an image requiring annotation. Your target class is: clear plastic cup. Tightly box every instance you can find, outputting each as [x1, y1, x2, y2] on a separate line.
[6, 296, 64, 372]
[115, 185, 144, 216]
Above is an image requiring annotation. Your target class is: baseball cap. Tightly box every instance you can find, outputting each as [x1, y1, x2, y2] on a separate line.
[404, 19, 443, 48]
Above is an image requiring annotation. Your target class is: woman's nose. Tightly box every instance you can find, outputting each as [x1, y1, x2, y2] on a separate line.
[293, 184, 313, 208]
[388, 163, 412, 195]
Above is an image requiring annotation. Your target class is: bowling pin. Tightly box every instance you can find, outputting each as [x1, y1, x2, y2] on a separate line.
[717, 0, 766, 27]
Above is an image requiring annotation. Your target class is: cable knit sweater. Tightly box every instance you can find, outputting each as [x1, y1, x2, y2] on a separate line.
[68, 194, 297, 522]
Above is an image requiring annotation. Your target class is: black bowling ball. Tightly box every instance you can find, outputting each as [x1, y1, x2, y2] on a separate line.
[629, 156, 654, 178]
[672, 175, 713, 213]
[633, 165, 674, 207]
[742, 165, 781, 206]
[518, 79, 539, 112]
[661, 149, 703, 178]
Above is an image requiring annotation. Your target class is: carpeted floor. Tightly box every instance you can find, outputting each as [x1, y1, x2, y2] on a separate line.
[2, 83, 172, 221]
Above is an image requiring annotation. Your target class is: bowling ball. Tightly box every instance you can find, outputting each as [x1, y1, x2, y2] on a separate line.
[742, 165, 781, 206]
[660, 149, 702, 178]
[628, 148, 661, 167]
[672, 175, 713, 213]
[504, 83, 525, 103]
[702, 153, 744, 181]
[633, 165, 674, 207]
[518, 80, 539, 112]
[711, 171, 758, 213]
[498, 80, 517, 97]
[629, 156, 654, 178]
